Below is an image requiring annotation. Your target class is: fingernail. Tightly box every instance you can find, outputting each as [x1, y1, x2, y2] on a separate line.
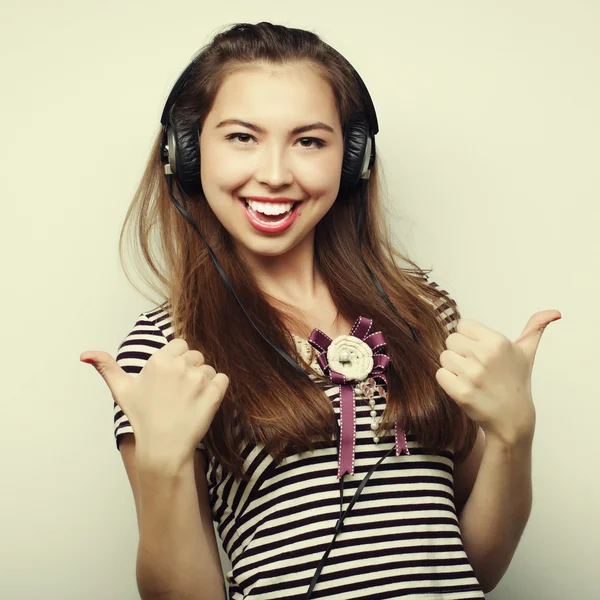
[81, 358, 95, 365]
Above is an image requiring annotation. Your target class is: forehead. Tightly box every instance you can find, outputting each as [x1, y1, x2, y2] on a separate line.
[207, 62, 340, 129]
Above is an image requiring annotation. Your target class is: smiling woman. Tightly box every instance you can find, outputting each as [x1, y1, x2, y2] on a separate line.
[198, 60, 345, 258]
[99, 21, 487, 600]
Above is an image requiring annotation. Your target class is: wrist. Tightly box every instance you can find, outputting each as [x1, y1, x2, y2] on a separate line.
[485, 429, 534, 454]
[134, 441, 195, 478]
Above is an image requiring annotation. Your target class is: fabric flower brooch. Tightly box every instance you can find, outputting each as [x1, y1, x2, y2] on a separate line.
[308, 316, 410, 478]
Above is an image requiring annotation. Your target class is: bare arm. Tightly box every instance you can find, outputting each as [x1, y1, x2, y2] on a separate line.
[458, 433, 533, 594]
[453, 427, 486, 518]
[120, 435, 226, 600]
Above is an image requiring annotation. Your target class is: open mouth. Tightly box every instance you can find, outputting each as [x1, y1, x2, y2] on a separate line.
[240, 198, 302, 231]
[241, 198, 299, 223]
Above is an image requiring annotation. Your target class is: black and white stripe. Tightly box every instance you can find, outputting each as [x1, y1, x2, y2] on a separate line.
[113, 281, 485, 599]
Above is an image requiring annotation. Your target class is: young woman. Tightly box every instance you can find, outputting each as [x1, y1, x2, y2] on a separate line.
[81, 21, 559, 600]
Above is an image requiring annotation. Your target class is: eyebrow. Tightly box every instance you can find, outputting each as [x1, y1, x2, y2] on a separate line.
[215, 118, 335, 135]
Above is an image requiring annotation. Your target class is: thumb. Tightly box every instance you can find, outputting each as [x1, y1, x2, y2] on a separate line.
[514, 309, 562, 367]
[80, 351, 129, 401]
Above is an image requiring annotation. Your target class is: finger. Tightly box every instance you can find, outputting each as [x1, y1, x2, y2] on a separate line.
[436, 367, 467, 402]
[183, 350, 205, 368]
[445, 332, 478, 359]
[162, 338, 190, 357]
[440, 349, 472, 378]
[456, 319, 501, 343]
[452, 325, 505, 364]
[192, 363, 218, 381]
[80, 350, 129, 400]
[199, 373, 230, 406]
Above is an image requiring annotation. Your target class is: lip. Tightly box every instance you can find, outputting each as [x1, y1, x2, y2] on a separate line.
[240, 198, 301, 233]
[244, 196, 301, 203]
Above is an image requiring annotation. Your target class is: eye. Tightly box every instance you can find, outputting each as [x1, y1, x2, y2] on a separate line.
[297, 137, 326, 149]
[225, 133, 326, 149]
[225, 133, 255, 144]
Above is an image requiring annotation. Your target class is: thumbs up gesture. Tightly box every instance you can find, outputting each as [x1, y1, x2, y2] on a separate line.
[435, 310, 562, 446]
[80, 339, 229, 465]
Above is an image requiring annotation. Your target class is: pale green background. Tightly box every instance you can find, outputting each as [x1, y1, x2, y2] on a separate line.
[1, 1, 597, 598]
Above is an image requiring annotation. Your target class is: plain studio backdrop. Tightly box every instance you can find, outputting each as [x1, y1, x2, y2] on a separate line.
[1, 1, 597, 598]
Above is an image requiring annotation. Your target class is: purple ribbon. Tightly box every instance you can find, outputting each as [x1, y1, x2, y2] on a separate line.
[308, 316, 410, 479]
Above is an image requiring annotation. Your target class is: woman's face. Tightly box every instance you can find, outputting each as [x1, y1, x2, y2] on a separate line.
[199, 62, 344, 261]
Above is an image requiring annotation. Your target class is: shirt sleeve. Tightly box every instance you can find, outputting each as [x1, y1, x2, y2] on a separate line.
[113, 312, 207, 452]
[414, 271, 460, 335]
[425, 278, 460, 335]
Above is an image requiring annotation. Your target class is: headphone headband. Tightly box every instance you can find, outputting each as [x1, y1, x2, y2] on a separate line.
[160, 62, 195, 126]
[160, 38, 379, 195]
[160, 45, 379, 135]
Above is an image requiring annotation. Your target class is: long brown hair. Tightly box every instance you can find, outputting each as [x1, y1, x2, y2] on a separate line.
[118, 22, 478, 481]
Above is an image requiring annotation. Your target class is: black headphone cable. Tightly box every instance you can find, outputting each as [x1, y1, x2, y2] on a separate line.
[305, 421, 396, 598]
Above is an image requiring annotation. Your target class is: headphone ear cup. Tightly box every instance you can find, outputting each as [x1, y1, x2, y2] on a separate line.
[169, 116, 202, 195]
[339, 116, 370, 193]
[168, 114, 372, 196]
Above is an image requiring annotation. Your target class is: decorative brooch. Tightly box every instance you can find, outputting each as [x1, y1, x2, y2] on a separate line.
[308, 316, 410, 479]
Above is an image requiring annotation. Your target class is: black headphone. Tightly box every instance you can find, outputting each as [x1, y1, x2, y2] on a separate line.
[157, 43, 416, 599]
[159, 43, 379, 198]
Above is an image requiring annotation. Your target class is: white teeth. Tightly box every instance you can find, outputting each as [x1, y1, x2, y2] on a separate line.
[246, 203, 293, 224]
[245, 199, 294, 215]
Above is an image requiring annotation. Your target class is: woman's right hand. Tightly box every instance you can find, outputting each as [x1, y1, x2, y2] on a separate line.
[80, 338, 229, 467]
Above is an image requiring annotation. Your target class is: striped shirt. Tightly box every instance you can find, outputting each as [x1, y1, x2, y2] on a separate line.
[113, 283, 485, 599]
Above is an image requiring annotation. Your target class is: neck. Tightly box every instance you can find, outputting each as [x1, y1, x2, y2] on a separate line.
[238, 233, 325, 304]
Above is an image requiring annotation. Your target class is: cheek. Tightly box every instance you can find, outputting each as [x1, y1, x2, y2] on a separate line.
[199, 136, 344, 194]
[295, 155, 343, 194]
[201, 147, 253, 191]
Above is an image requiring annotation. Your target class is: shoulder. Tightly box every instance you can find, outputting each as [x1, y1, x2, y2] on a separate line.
[410, 271, 460, 335]
[115, 303, 175, 373]
[113, 303, 208, 453]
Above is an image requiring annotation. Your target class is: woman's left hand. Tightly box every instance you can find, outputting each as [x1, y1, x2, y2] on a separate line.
[436, 309, 562, 446]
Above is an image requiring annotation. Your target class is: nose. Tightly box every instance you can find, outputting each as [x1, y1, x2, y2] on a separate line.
[254, 146, 294, 189]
